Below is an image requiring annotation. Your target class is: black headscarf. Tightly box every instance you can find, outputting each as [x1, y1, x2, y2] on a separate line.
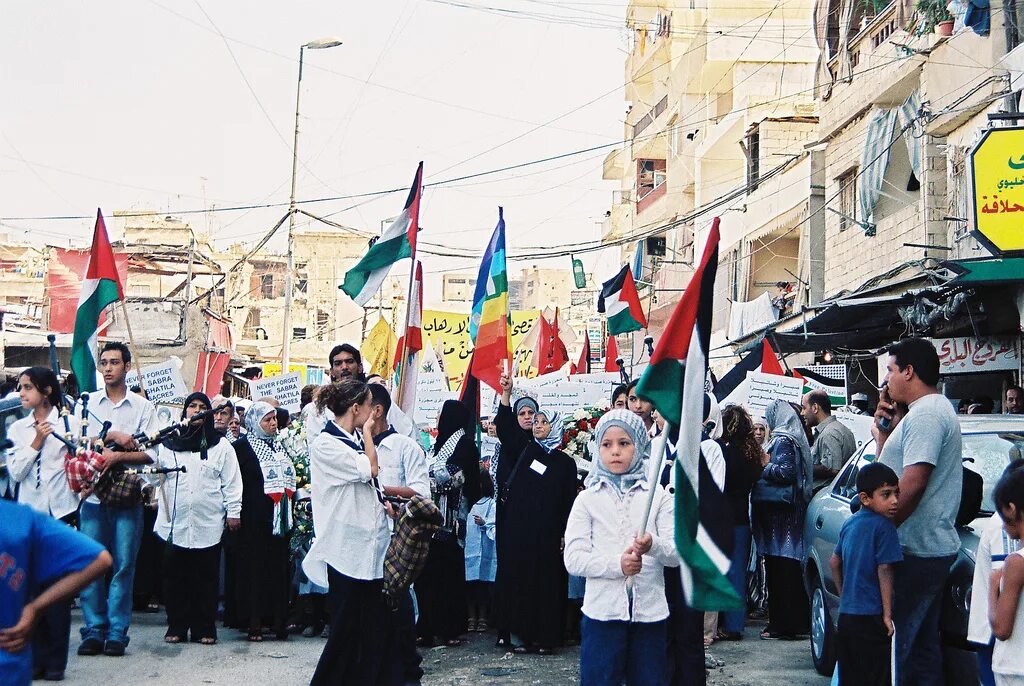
[165, 392, 220, 458]
[434, 399, 472, 456]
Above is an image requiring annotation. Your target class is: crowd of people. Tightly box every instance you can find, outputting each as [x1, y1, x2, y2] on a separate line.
[3, 336, 1024, 686]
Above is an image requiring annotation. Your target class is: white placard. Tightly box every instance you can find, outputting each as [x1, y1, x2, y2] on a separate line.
[480, 385, 498, 418]
[537, 382, 586, 417]
[126, 361, 189, 404]
[835, 412, 875, 451]
[745, 371, 804, 417]
[414, 372, 455, 426]
[571, 372, 622, 407]
[249, 372, 303, 413]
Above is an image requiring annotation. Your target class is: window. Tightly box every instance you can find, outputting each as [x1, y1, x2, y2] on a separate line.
[260, 274, 274, 299]
[745, 127, 760, 192]
[292, 327, 307, 340]
[243, 309, 261, 338]
[1008, 0, 1024, 52]
[729, 248, 742, 302]
[837, 168, 858, 231]
[316, 310, 330, 341]
[637, 159, 667, 201]
[296, 276, 308, 294]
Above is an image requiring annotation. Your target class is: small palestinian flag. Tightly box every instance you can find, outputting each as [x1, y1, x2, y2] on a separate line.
[598, 265, 648, 335]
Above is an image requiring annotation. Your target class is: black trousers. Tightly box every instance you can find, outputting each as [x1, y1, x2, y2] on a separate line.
[764, 555, 810, 636]
[163, 542, 221, 640]
[664, 566, 706, 686]
[396, 589, 423, 682]
[32, 596, 71, 673]
[311, 567, 393, 686]
[837, 614, 892, 686]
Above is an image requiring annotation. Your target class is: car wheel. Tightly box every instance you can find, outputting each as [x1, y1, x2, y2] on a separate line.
[810, 576, 837, 676]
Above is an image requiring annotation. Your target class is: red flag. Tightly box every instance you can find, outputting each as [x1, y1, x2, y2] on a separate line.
[536, 309, 569, 375]
[572, 332, 591, 376]
[604, 335, 620, 373]
[761, 338, 785, 375]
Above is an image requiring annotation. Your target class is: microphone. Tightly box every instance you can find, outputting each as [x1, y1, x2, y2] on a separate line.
[643, 336, 654, 357]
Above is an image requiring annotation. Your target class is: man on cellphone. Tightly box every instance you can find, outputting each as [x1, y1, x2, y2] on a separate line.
[874, 337, 962, 684]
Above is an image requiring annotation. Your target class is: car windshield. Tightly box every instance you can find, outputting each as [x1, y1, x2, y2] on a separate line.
[966, 432, 1024, 514]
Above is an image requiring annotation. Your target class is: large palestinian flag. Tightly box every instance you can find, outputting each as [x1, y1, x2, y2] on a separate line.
[71, 210, 125, 393]
[635, 218, 743, 611]
[341, 162, 423, 306]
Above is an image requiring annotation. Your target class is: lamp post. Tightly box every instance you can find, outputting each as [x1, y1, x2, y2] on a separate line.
[282, 37, 342, 370]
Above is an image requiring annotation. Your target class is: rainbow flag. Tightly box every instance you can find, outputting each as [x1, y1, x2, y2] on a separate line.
[469, 208, 511, 392]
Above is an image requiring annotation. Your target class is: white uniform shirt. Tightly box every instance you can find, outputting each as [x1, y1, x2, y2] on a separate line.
[968, 514, 1022, 645]
[151, 437, 243, 549]
[304, 401, 418, 451]
[303, 423, 390, 584]
[564, 479, 679, 623]
[376, 430, 430, 497]
[8, 408, 81, 519]
[81, 389, 157, 505]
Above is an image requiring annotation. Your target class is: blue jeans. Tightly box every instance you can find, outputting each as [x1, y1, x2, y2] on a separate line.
[722, 525, 751, 634]
[79, 501, 143, 644]
[580, 615, 668, 686]
[892, 553, 955, 686]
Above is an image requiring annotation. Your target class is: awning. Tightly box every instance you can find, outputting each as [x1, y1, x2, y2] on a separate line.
[763, 292, 914, 354]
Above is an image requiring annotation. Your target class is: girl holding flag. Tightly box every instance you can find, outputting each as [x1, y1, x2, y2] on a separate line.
[564, 409, 679, 685]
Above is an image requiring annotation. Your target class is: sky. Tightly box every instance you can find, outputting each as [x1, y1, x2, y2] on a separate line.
[0, 0, 630, 302]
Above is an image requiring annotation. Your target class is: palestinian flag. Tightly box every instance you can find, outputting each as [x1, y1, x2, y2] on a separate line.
[635, 218, 743, 612]
[712, 338, 785, 406]
[598, 265, 647, 335]
[341, 162, 423, 306]
[71, 210, 125, 393]
[793, 366, 847, 408]
[394, 261, 424, 415]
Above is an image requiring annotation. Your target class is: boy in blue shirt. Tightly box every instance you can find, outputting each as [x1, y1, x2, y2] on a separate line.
[0, 500, 111, 685]
[830, 462, 903, 686]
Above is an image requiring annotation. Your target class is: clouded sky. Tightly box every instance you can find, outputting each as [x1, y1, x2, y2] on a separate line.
[0, 0, 630, 300]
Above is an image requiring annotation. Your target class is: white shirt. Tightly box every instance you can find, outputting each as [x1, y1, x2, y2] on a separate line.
[151, 438, 242, 549]
[8, 408, 81, 519]
[968, 515, 1022, 644]
[303, 423, 390, 584]
[376, 430, 430, 497]
[993, 550, 1024, 676]
[564, 479, 679, 623]
[81, 388, 158, 505]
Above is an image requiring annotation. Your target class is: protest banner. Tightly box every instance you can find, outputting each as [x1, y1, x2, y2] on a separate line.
[794, 365, 847, 407]
[745, 371, 803, 417]
[571, 372, 621, 407]
[126, 360, 188, 404]
[537, 383, 587, 416]
[414, 372, 455, 426]
[249, 372, 303, 413]
[423, 309, 539, 390]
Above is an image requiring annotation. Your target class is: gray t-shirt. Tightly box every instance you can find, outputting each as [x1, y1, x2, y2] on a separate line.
[878, 393, 962, 557]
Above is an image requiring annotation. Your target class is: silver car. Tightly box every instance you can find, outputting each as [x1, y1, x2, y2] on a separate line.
[802, 415, 1024, 680]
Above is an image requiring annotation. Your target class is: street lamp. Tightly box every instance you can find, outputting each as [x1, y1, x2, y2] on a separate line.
[282, 37, 342, 371]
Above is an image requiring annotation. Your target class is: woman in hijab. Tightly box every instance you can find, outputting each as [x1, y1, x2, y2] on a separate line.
[494, 375, 578, 655]
[232, 400, 297, 642]
[415, 399, 481, 648]
[751, 400, 813, 640]
[491, 375, 541, 647]
[152, 392, 242, 645]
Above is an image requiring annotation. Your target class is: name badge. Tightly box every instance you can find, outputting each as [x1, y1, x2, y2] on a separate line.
[529, 460, 547, 476]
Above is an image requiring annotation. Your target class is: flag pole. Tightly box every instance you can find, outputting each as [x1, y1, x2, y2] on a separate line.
[394, 163, 423, 409]
[625, 429, 670, 617]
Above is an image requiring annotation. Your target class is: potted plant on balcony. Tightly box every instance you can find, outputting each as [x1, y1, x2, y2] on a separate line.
[917, 0, 954, 35]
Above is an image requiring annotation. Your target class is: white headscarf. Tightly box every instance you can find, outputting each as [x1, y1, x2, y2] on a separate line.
[588, 409, 651, 492]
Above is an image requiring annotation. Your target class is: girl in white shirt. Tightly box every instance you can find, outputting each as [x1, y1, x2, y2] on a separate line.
[564, 409, 678, 686]
[990, 466, 1024, 686]
[306, 379, 396, 686]
[153, 392, 242, 646]
[7, 366, 80, 679]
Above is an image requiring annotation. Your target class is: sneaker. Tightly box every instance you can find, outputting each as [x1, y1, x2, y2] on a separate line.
[103, 640, 126, 657]
[77, 638, 104, 656]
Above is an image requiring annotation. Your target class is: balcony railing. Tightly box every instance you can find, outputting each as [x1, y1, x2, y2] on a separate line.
[827, 1, 898, 83]
[633, 95, 669, 138]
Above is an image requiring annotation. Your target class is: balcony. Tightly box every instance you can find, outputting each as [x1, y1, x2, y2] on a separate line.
[633, 95, 669, 138]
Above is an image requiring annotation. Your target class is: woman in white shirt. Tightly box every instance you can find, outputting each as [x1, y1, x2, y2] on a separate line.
[564, 409, 679, 686]
[305, 379, 395, 686]
[7, 366, 81, 679]
[152, 392, 242, 646]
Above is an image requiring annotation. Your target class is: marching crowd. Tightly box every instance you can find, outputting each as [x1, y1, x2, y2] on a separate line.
[2, 337, 1024, 685]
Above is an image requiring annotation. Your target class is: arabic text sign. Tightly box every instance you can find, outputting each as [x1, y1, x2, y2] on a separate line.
[126, 361, 188, 404]
[249, 372, 303, 413]
[971, 127, 1024, 253]
[422, 309, 539, 390]
[745, 372, 804, 417]
[537, 383, 587, 417]
[931, 336, 1020, 374]
[571, 372, 622, 407]
[413, 373, 455, 427]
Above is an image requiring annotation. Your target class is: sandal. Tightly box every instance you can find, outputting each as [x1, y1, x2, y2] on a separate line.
[467, 618, 477, 632]
[537, 647, 556, 656]
[512, 645, 531, 655]
[445, 638, 463, 647]
[247, 631, 263, 643]
[146, 601, 160, 613]
[703, 637, 715, 648]
[476, 619, 488, 633]
[164, 634, 184, 644]
[199, 637, 217, 646]
[716, 631, 743, 641]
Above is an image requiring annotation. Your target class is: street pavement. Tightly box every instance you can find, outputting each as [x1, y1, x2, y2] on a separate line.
[62, 611, 827, 685]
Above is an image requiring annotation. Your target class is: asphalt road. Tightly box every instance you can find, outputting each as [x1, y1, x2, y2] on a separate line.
[61, 611, 828, 685]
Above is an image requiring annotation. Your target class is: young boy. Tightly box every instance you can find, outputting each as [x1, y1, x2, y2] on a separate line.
[830, 462, 903, 686]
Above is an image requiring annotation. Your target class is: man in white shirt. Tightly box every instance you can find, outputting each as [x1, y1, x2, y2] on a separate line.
[367, 383, 428, 686]
[76, 342, 157, 658]
[303, 344, 366, 442]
